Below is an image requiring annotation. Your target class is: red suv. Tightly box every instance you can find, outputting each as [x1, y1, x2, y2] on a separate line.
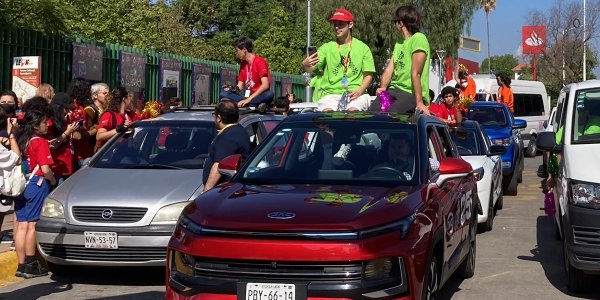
[166, 112, 478, 300]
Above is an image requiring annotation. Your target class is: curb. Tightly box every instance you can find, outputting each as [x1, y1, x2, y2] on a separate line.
[0, 250, 19, 285]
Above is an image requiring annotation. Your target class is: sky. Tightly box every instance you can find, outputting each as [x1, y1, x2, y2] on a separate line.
[457, 0, 600, 77]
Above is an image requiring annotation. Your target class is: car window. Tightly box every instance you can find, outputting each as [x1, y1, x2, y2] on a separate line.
[450, 129, 480, 156]
[468, 106, 507, 126]
[93, 122, 215, 169]
[514, 93, 545, 117]
[435, 126, 456, 158]
[572, 88, 600, 144]
[241, 121, 418, 185]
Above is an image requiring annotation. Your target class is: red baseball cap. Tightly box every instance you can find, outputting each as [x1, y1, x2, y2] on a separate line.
[329, 8, 354, 22]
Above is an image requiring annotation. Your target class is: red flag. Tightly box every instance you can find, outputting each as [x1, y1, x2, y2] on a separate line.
[522, 26, 546, 54]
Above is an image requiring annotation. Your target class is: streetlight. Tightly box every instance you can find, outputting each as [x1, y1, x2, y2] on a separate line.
[304, 0, 312, 103]
[435, 49, 446, 95]
[561, 19, 581, 86]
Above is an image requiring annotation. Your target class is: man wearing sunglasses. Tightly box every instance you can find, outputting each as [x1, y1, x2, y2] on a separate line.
[302, 8, 375, 112]
[374, 5, 431, 115]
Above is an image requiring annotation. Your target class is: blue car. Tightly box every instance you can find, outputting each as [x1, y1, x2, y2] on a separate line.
[467, 102, 527, 195]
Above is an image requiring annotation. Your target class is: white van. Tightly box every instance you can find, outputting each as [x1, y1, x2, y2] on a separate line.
[536, 80, 600, 292]
[447, 74, 550, 157]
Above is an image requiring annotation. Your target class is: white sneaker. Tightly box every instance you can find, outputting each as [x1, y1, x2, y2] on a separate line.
[334, 144, 351, 160]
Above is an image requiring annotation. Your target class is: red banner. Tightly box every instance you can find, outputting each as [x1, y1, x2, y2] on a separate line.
[522, 26, 546, 54]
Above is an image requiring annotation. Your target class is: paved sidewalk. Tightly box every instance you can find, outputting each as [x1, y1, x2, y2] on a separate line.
[0, 211, 20, 286]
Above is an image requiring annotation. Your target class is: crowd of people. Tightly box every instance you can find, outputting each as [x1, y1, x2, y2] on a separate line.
[0, 79, 147, 278]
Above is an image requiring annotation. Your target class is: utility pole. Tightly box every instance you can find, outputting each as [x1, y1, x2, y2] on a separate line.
[583, 0, 587, 81]
[305, 0, 312, 102]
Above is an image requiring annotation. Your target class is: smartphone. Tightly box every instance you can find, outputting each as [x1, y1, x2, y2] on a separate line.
[76, 119, 84, 126]
[307, 46, 318, 56]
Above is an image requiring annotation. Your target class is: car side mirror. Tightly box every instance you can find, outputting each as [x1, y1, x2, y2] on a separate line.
[436, 158, 473, 186]
[488, 145, 506, 156]
[513, 119, 527, 129]
[218, 154, 242, 177]
[542, 120, 548, 128]
[536, 131, 562, 153]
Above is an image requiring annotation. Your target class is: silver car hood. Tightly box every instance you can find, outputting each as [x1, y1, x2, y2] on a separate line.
[51, 166, 203, 208]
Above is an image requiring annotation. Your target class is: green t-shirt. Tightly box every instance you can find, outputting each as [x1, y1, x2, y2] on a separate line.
[310, 75, 323, 102]
[555, 114, 600, 144]
[390, 32, 431, 104]
[316, 38, 376, 96]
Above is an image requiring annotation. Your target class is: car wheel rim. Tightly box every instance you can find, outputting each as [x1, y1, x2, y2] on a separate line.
[426, 258, 438, 300]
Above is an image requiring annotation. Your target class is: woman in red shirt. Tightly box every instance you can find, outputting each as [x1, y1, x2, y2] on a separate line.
[430, 86, 462, 127]
[96, 87, 133, 150]
[15, 110, 56, 278]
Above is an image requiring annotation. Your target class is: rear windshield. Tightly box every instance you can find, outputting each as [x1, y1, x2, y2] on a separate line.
[468, 106, 507, 126]
[572, 89, 600, 144]
[450, 129, 482, 156]
[93, 121, 216, 169]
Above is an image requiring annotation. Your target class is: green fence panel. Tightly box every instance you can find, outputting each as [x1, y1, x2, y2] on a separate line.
[1, 26, 306, 104]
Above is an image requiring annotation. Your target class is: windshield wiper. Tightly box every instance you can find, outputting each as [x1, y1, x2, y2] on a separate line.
[123, 164, 184, 170]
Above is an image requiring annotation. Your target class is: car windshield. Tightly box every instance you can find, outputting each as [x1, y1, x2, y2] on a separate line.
[573, 89, 600, 144]
[450, 129, 481, 156]
[237, 121, 418, 186]
[92, 121, 216, 169]
[468, 106, 507, 126]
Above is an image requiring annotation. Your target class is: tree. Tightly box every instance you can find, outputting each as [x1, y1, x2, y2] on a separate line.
[480, 54, 518, 76]
[526, 0, 599, 97]
[481, 0, 496, 73]
[0, 0, 73, 34]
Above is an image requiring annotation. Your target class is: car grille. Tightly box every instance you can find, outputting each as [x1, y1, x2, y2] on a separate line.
[572, 226, 600, 247]
[72, 206, 147, 223]
[39, 243, 166, 262]
[193, 257, 362, 281]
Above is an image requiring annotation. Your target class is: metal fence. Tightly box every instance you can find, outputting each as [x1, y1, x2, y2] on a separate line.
[1, 26, 306, 106]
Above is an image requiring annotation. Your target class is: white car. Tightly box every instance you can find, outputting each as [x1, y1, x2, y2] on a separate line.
[450, 120, 506, 232]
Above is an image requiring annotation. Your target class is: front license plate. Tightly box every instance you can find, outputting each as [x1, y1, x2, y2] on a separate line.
[84, 232, 118, 249]
[245, 283, 295, 300]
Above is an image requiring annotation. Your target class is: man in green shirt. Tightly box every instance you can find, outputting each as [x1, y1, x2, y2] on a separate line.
[302, 8, 376, 111]
[375, 5, 430, 115]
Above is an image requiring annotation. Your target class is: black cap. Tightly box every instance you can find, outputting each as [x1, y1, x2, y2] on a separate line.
[51, 92, 75, 110]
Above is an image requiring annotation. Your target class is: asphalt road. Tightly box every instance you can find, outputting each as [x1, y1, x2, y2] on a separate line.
[1, 156, 599, 300]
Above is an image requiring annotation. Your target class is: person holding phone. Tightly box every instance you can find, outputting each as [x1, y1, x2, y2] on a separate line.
[219, 37, 274, 110]
[48, 93, 79, 183]
[302, 8, 375, 112]
[96, 87, 134, 150]
[375, 5, 431, 115]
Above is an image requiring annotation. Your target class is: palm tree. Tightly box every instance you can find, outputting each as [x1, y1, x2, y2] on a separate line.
[481, 0, 496, 73]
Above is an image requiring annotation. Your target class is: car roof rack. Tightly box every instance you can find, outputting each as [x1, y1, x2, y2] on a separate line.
[170, 104, 277, 115]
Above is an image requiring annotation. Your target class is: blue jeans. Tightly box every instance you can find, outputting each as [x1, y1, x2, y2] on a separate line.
[219, 90, 274, 106]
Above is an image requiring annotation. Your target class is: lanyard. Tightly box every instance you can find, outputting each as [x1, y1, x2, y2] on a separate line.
[337, 41, 352, 76]
[245, 58, 254, 86]
[218, 123, 235, 135]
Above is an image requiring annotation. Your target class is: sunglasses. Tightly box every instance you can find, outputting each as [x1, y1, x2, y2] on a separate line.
[332, 21, 349, 27]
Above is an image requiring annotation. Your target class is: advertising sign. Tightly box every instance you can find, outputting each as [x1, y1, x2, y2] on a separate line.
[522, 26, 546, 54]
[159, 58, 182, 103]
[72, 43, 104, 81]
[192, 63, 212, 105]
[12, 56, 41, 102]
[120, 51, 146, 102]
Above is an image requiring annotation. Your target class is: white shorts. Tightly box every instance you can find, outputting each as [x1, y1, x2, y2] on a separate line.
[317, 94, 371, 111]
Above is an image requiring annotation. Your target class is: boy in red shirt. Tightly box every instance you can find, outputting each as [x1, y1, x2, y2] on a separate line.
[219, 37, 274, 109]
[430, 86, 462, 127]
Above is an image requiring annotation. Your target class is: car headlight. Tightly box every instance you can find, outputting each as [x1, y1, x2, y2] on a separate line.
[152, 202, 190, 223]
[492, 137, 513, 147]
[364, 258, 394, 280]
[473, 167, 485, 181]
[569, 181, 600, 209]
[171, 250, 195, 277]
[41, 198, 64, 219]
[358, 214, 415, 239]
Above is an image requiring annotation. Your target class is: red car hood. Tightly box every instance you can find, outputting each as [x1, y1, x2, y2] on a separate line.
[185, 183, 425, 231]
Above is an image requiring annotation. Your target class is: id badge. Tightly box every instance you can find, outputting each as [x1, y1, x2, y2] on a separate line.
[244, 89, 251, 97]
[341, 77, 349, 88]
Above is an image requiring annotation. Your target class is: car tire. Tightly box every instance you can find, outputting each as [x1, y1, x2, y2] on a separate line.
[496, 189, 504, 210]
[484, 189, 495, 231]
[503, 172, 518, 196]
[421, 251, 440, 300]
[458, 240, 476, 279]
[564, 238, 587, 292]
[526, 135, 537, 157]
[517, 159, 524, 183]
[47, 262, 71, 276]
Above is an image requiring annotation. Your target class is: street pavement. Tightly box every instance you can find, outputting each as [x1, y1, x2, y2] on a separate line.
[0, 156, 599, 299]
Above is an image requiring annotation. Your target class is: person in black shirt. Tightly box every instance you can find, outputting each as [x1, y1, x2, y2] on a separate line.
[203, 100, 250, 192]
